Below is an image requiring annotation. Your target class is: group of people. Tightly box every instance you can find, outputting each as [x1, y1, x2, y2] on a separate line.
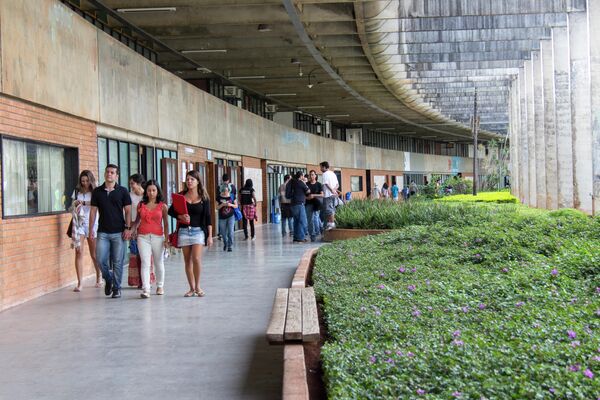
[371, 180, 418, 201]
[277, 161, 339, 243]
[70, 165, 213, 299]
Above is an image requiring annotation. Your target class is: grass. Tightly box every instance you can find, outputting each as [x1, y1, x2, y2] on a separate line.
[436, 190, 518, 204]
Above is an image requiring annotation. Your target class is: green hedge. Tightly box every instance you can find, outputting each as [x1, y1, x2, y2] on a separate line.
[314, 206, 599, 399]
[436, 191, 519, 204]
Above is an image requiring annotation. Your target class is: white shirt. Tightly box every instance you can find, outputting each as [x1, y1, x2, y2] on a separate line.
[322, 170, 339, 198]
[130, 192, 143, 223]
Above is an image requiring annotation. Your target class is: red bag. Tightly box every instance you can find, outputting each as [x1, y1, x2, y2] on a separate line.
[127, 254, 156, 287]
[169, 223, 180, 248]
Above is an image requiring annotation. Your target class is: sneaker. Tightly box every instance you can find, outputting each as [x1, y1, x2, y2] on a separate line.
[227, 247, 232, 252]
[251, 237, 256, 241]
[223, 244, 227, 251]
[104, 279, 113, 296]
[140, 291, 150, 299]
[111, 289, 121, 298]
[156, 287, 164, 295]
[326, 223, 336, 231]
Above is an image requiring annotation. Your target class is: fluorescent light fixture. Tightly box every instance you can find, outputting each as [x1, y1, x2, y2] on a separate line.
[422, 135, 437, 138]
[266, 93, 297, 96]
[196, 67, 212, 73]
[181, 49, 228, 54]
[298, 106, 325, 109]
[228, 76, 265, 79]
[257, 24, 272, 32]
[326, 114, 350, 118]
[378, 128, 396, 131]
[117, 7, 176, 13]
[351, 122, 373, 125]
[290, 58, 301, 64]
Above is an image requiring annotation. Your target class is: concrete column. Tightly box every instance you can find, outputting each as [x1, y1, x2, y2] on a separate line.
[519, 67, 530, 205]
[553, 27, 574, 209]
[569, 11, 594, 213]
[525, 59, 537, 207]
[541, 40, 558, 209]
[509, 80, 520, 199]
[588, 0, 600, 215]
[532, 51, 547, 208]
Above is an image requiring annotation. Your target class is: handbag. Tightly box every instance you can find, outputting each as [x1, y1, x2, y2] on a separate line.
[168, 223, 180, 248]
[66, 219, 73, 238]
[233, 207, 243, 222]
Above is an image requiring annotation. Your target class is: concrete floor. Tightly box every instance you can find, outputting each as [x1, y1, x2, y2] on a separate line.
[0, 225, 319, 400]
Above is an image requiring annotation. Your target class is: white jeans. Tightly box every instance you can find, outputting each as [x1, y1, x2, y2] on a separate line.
[137, 234, 165, 291]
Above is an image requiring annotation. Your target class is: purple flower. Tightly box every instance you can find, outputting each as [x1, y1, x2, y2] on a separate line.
[533, 323, 541, 328]
[453, 330, 461, 337]
[596, 287, 600, 294]
[452, 392, 462, 398]
[592, 356, 600, 362]
[571, 298, 577, 304]
[568, 330, 577, 339]
[360, 306, 366, 312]
[571, 341, 581, 348]
[425, 279, 431, 286]
[411, 267, 417, 273]
[396, 350, 404, 356]
[369, 356, 377, 363]
[502, 268, 509, 273]
[375, 310, 381, 316]
[549, 388, 555, 394]
[462, 306, 469, 313]
[412, 309, 422, 317]
[378, 284, 385, 290]
[416, 389, 426, 395]
[551, 268, 558, 276]
[475, 238, 483, 243]
[407, 351, 415, 358]
[515, 302, 524, 308]
[408, 285, 416, 292]
[569, 364, 581, 372]
[596, 309, 600, 316]
[379, 273, 386, 278]
[583, 369, 594, 379]
[398, 267, 406, 273]
[453, 339, 464, 346]
[478, 303, 486, 310]
[385, 358, 394, 364]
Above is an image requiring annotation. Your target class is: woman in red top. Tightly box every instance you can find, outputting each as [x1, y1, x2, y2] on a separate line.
[131, 180, 169, 298]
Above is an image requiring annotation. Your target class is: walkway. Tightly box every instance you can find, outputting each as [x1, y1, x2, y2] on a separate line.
[0, 225, 319, 400]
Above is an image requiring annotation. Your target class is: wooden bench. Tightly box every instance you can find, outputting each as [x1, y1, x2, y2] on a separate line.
[266, 287, 319, 344]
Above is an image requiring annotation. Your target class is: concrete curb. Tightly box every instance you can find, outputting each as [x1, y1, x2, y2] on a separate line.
[283, 247, 319, 400]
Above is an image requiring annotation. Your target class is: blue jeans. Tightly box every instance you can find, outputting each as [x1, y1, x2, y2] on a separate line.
[219, 215, 235, 248]
[305, 205, 320, 241]
[282, 216, 293, 236]
[291, 204, 308, 241]
[96, 232, 125, 290]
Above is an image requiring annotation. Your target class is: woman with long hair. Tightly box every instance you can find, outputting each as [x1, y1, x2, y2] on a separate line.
[217, 184, 238, 251]
[71, 170, 101, 291]
[131, 180, 169, 298]
[168, 170, 213, 297]
[239, 179, 257, 240]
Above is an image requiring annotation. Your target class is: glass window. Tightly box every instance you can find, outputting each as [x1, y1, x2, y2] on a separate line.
[119, 141, 129, 186]
[108, 139, 118, 164]
[98, 137, 107, 176]
[129, 144, 139, 175]
[350, 176, 363, 192]
[2, 137, 78, 217]
[146, 147, 154, 180]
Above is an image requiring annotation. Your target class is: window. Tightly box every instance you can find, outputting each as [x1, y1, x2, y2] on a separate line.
[2, 136, 78, 217]
[350, 176, 363, 192]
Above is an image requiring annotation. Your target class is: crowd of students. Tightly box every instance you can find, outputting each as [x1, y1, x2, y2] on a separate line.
[67, 160, 337, 298]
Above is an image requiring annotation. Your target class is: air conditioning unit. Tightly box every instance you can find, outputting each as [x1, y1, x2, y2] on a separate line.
[224, 86, 242, 99]
[265, 104, 277, 113]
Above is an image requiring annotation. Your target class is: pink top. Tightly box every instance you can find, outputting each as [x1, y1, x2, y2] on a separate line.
[137, 202, 165, 236]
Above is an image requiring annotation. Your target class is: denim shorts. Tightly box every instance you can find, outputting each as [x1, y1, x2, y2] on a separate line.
[321, 196, 337, 217]
[177, 226, 205, 247]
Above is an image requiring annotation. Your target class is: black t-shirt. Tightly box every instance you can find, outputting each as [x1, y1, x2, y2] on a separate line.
[217, 195, 234, 219]
[239, 188, 255, 205]
[289, 179, 310, 205]
[306, 181, 323, 207]
[91, 183, 132, 233]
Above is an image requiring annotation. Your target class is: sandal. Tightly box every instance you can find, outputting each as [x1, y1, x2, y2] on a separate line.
[95, 277, 102, 288]
[195, 288, 206, 297]
[184, 290, 196, 297]
[73, 286, 81, 292]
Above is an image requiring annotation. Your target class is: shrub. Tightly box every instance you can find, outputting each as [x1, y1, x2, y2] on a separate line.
[314, 207, 599, 399]
[436, 191, 518, 204]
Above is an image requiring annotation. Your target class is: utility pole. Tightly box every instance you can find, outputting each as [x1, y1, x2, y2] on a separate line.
[471, 90, 480, 196]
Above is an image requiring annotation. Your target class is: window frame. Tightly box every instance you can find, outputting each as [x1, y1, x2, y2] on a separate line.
[1, 134, 79, 219]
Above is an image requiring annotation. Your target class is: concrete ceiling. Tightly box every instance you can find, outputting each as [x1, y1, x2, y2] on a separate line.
[72, 0, 587, 141]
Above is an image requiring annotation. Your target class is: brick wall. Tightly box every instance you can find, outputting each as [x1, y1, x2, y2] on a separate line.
[341, 168, 367, 199]
[0, 95, 97, 311]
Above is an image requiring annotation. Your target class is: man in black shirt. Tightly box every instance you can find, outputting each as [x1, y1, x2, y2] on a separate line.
[287, 171, 310, 242]
[89, 164, 132, 298]
[305, 170, 323, 242]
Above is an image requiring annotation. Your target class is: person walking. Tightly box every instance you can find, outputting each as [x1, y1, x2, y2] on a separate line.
[319, 161, 339, 231]
[305, 170, 323, 242]
[217, 184, 237, 252]
[70, 170, 101, 292]
[381, 182, 390, 199]
[89, 164, 132, 299]
[127, 173, 145, 288]
[391, 181, 400, 202]
[409, 180, 418, 197]
[278, 174, 294, 237]
[371, 183, 381, 200]
[287, 171, 310, 242]
[169, 170, 213, 297]
[131, 180, 169, 299]
[239, 179, 257, 241]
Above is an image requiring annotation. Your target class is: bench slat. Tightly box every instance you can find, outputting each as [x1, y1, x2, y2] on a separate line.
[284, 288, 303, 341]
[301, 287, 319, 342]
[266, 288, 289, 344]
